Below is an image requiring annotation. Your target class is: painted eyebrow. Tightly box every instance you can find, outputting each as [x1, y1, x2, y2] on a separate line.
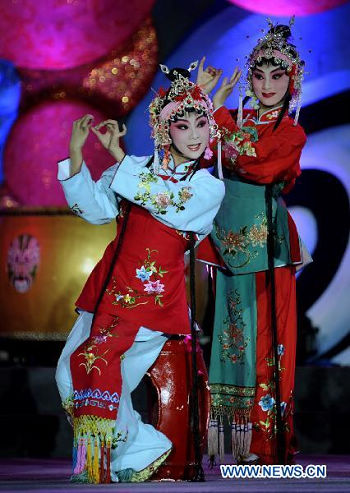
[174, 116, 206, 123]
[254, 67, 285, 74]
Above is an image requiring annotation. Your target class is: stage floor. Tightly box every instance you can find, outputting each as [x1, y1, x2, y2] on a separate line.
[0, 455, 349, 492]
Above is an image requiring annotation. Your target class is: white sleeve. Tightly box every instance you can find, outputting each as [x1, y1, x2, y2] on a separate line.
[57, 158, 120, 225]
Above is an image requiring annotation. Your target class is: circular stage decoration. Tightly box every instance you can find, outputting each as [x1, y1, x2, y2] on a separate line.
[0, 0, 155, 69]
[4, 100, 117, 206]
[227, 0, 348, 16]
[82, 18, 158, 116]
[18, 18, 158, 117]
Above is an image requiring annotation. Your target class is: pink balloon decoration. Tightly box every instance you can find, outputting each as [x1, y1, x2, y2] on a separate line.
[4, 100, 118, 206]
[18, 19, 158, 117]
[0, 0, 155, 69]
[227, 0, 348, 16]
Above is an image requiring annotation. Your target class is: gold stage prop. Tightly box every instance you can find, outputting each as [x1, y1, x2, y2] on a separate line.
[0, 209, 209, 341]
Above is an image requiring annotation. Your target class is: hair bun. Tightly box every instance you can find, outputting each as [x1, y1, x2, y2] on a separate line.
[270, 24, 291, 41]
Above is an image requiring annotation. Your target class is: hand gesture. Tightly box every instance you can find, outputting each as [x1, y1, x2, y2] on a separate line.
[92, 120, 127, 162]
[196, 56, 223, 94]
[69, 114, 94, 152]
[213, 67, 241, 109]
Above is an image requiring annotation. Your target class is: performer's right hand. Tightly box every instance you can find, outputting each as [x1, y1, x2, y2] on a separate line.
[92, 120, 126, 163]
[69, 114, 94, 152]
[196, 56, 223, 94]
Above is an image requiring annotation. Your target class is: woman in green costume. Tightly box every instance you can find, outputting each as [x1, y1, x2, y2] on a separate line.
[197, 20, 309, 465]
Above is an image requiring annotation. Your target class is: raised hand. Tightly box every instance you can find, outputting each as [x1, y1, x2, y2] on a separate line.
[92, 120, 126, 162]
[213, 67, 241, 109]
[196, 56, 223, 94]
[69, 114, 94, 152]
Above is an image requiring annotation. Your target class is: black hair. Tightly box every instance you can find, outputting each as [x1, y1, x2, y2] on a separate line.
[165, 67, 191, 82]
[170, 107, 206, 123]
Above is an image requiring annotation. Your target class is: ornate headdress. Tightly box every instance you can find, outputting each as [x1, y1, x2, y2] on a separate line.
[149, 62, 221, 173]
[241, 17, 305, 126]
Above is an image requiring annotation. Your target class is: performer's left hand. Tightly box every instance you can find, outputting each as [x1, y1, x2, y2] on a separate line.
[213, 67, 241, 109]
[92, 120, 126, 162]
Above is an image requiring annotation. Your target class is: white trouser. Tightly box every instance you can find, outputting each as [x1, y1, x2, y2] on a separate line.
[55, 311, 172, 479]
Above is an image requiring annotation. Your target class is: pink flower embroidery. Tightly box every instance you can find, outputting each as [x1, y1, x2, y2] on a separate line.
[154, 192, 171, 208]
[223, 142, 239, 161]
[144, 280, 165, 294]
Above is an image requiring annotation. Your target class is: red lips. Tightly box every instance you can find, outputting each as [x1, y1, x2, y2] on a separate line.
[262, 92, 276, 98]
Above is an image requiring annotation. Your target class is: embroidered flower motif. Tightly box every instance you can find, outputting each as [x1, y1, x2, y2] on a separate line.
[277, 344, 285, 356]
[222, 142, 239, 162]
[248, 223, 268, 247]
[154, 192, 172, 209]
[280, 401, 287, 416]
[134, 170, 193, 214]
[221, 230, 247, 254]
[266, 110, 279, 120]
[222, 125, 258, 164]
[144, 279, 165, 294]
[215, 212, 269, 268]
[93, 335, 108, 344]
[259, 394, 276, 412]
[136, 265, 152, 282]
[107, 249, 168, 308]
[218, 289, 250, 364]
[178, 186, 193, 202]
[78, 348, 109, 376]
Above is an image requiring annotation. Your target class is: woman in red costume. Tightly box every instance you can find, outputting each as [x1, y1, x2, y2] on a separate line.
[197, 20, 309, 465]
[55, 63, 224, 483]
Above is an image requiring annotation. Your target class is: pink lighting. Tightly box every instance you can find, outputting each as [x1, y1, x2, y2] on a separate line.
[0, 0, 155, 69]
[4, 100, 117, 206]
[227, 0, 347, 16]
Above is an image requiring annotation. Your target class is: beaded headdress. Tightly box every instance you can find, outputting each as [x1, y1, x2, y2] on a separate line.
[241, 17, 305, 126]
[149, 62, 221, 173]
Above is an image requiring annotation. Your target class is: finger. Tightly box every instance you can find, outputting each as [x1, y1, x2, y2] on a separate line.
[103, 119, 119, 125]
[91, 127, 104, 140]
[231, 69, 241, 83]
[235, 70, 242, 82]
[80, 114, 94, 125]
[119, 124, 127, 136]
[220, 76, 228, 88]
[229, 67, 239, 83]
[198, 56, 206, 73]
[95, 119, 118, 130]
[79, 114, 93, 129]
[213, 69, 223, 83]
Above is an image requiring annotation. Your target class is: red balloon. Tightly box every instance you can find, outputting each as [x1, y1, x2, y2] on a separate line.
[0, 0, 155, 69]
[227, 0, 348, 16]
[4, 100, 118, 206]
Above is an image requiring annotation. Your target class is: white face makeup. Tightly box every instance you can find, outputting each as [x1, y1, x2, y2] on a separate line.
[169, 112, 210, 164]
[252, 63, 290, 108]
